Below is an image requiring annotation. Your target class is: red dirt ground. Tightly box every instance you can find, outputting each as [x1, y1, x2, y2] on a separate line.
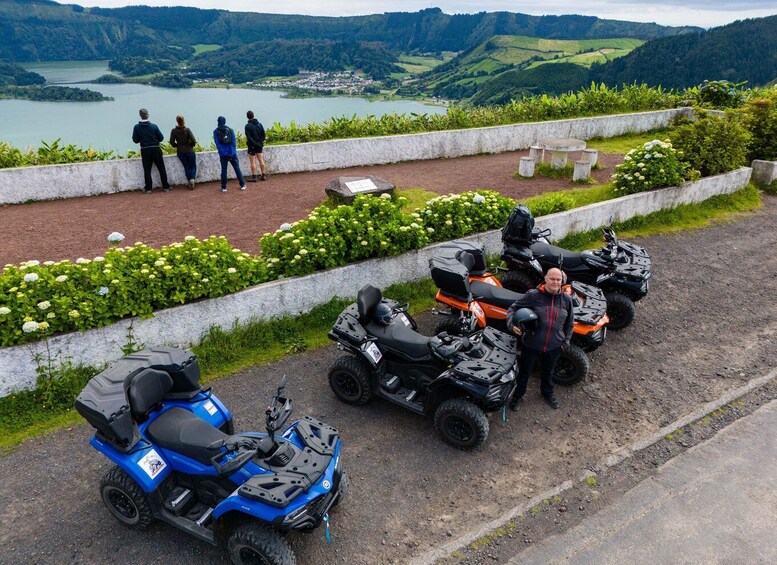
[0, 150, 621, 265]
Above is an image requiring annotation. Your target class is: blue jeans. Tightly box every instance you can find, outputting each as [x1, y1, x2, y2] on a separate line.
[177, 151, 197, 181]
[219, 154, 245, 188]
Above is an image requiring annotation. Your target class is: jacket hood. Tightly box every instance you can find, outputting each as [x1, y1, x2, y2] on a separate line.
[217, 116, 226, 127]
[248, 118, 259, 125]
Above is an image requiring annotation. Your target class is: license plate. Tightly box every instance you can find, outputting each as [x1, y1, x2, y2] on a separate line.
[364, 342, 383, 363]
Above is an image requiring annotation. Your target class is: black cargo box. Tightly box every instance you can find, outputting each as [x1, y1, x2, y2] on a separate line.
[125, 347, 202, 399]
[430, 255, 470, 300]
[439, 240, 487, 275]
[74, 358, 145, 451]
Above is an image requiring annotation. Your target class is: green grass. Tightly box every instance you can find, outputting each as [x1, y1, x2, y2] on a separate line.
[587, 129, 670, 154]
[397, 187, 440, 211]
[192, 44, 221, 56]
[556, 184, 762, 251]
[0, 279, 439, 453]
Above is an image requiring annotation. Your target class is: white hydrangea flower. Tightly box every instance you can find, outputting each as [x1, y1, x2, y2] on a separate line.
[0, 307, 10, 315]
[23, 321, 40, 333]
[299, 249, 308, 255]
[97, 287, 110, 296]
[46, 312, 55, 319]
[69, 310, 80, 318]
[154, 260, 165, 267]
[55, 275, 68, 283]
[473, 194, 486, 204]
[44, 261, 55, 266]
[185, 235, 196, 241]
[107, 232, 125, 244]
[379, 193, 392, 199]
[75, 258, 90, 264]
[93, 256, 105, 262]
[25, 260, 40, 267]
[227, 267, 237, 274]
[37, 301, 51, 310]
[445, 220, 453, 226]
[23, 273, 39, 283]
[279, 223, 292, 231]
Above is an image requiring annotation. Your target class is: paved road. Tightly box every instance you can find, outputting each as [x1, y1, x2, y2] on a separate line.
[510, 399, 777, 565]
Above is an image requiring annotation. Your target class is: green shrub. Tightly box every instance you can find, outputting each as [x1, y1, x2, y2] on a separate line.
[612, 139, 688, 195]
[0, 236, 268, 346]
[669, 112, 751, 176]
[418, 191, 515, 241]
[693, 80, 747, 108]
[740, 92, 777, 162]
[527, 192, 576, 217]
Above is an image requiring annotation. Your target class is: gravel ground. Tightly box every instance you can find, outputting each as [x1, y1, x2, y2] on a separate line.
[0, 195, 774, 565]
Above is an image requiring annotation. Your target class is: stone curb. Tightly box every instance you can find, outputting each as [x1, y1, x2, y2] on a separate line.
[410, 366, 777, 565]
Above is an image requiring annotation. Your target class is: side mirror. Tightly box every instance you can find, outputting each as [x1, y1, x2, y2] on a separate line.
[277, 375, 287, 395]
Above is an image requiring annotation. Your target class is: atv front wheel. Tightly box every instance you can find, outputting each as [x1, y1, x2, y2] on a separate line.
[500, 270, 535, 293]
[553, 344, 589, 386]
[604, 292, 636, 331]
[100, 465, 155, 529]
[433, 398, 489, 450]
[228, 523, 295, 565]
[329, 355, 372, 405]
[434, 314, 465, 336]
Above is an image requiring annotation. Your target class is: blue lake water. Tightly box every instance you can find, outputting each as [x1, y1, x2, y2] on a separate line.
[1, 61, 447, 153]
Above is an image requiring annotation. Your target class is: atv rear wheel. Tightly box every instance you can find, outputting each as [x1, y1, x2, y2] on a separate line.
[553, 344, 589, 386]
[433, 398, 489, 450]
[100, 465, 155, 529]
[500, 270, 535, 293]
[434, 314, 465, 336]
[604, 292, 636, 331]
[228, 523, 295, 565]
[329, 355, 372, 405]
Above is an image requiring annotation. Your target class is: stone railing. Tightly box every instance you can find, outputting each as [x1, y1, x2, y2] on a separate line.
[0, 108, 692, 205]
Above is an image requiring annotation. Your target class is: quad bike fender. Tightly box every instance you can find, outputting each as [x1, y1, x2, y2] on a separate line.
[212, 441, 342, 523]
[90, 434, 171, 493]
[424, 375, 487, 413]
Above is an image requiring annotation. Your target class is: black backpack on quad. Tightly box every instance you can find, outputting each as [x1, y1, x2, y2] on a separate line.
[500, 204, 652, 330]
[327, 285, 518, 450]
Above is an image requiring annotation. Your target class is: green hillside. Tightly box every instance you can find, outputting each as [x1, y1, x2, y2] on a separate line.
[399, 35, 643, 100]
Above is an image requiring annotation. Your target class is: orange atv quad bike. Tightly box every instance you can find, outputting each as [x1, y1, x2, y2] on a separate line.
[429, 241, 609, 386]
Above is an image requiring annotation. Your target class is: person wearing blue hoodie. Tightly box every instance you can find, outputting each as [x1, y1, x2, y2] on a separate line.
[213, 116, 246, 193]
[132, 108, 171, 193]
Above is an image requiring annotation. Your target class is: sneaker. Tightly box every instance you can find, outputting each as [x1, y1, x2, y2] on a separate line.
[544, 395, 560, 409]
[143, 189, 152, 194]
[220, 187, 227, 193]
[240, 184, 247, 191]
[188, 179, 196, 190]
[163, 187, 171, 193]
[260, 173, 267, 181]
[248, 175, 257, 183]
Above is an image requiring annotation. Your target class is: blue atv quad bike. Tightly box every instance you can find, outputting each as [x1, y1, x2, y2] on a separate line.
[74, 348, 346, 565]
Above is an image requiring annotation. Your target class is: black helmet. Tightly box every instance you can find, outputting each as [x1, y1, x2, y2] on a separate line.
[512, 308, 538, 334]
[373, 302, 394, 326]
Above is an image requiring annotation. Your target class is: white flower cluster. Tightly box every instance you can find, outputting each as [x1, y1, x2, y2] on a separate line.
[107, 231, 125, 244]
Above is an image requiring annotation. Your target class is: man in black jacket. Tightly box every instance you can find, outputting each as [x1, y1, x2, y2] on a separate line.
[506, 267, 575, 409]
[132, 108, 170, 193]
[244, 110, 267, 182]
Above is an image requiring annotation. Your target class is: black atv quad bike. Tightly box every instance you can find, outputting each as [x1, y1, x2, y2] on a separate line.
[500, 205, 652, 330]
[328, 285, 518, 450]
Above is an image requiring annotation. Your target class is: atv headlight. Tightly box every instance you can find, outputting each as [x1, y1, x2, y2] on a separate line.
[284, 501, 313, 524]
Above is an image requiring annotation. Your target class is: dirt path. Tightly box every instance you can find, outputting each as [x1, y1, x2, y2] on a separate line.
[0, 151, 621, 266]
[0, 196, 774, 564]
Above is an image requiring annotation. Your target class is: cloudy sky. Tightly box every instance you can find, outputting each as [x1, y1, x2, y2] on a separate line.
[71, 1, 777, 29]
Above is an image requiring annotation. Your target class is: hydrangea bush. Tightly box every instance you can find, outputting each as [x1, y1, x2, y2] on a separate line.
[418, 191, 515, 241]
[612, 139, 687, 195]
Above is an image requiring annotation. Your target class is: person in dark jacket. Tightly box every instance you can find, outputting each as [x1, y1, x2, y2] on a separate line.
[213, 116, 246, 193]
[132, 108, 171, 193]
[169, 114, 198, 189]
[506, 267, 575, 409]
[244, 110, 267, 182]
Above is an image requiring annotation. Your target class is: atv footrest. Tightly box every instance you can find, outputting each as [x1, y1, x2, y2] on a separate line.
[164, 486, 194, 516]
[377, 387, 425, 415]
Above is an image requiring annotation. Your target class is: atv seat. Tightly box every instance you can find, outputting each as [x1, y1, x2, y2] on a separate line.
[529, 241, 586, 270]
[128, 368, 173, 421]
[357, 284, 383, 324]
[365, 319, 431, 361]
[146, 407, 228, 465]
[469, 280, 522, 310]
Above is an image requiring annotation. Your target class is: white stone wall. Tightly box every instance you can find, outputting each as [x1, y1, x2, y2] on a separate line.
[0, 109, 691, 205]
[0, 166, 751, 396]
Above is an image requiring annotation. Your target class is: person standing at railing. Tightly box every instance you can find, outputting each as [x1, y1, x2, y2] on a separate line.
[244, 110, 267, 182]
[169, 114, 198, 189]
[132, 108, 171, 194]
[213, 116, 246, 193]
